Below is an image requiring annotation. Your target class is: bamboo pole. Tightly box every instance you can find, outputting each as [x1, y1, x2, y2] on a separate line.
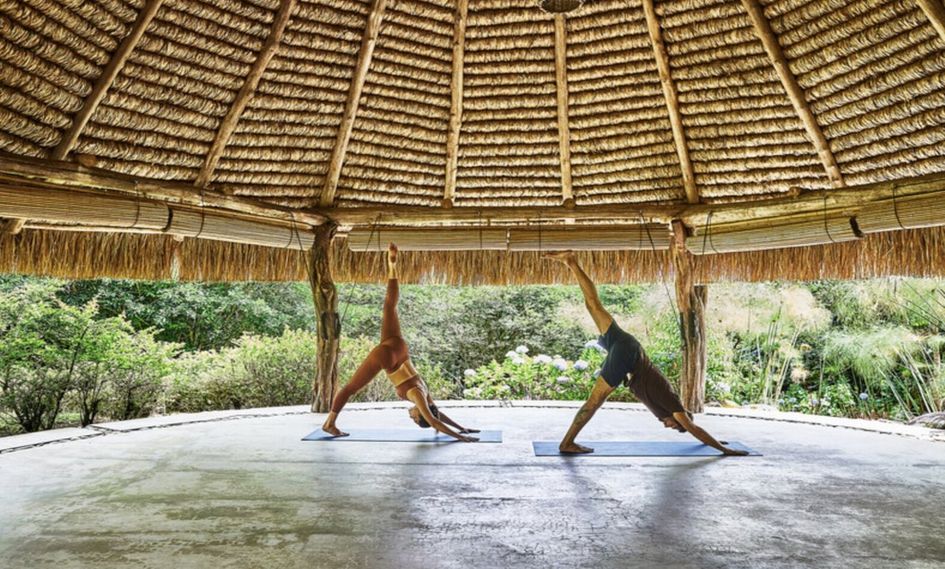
[52, 0, 165, 160]
[916, 0, 945, 45]
[554, 15, 575, 207]
[642, 0, 699, 204]
[310, 223, 339, 413]
[320, 0, 389, 207]
[741, 0, 844, 188]
[443, 0, 468, 207]
[671, 220, 706, 413]
[315, 171, 945, 228]
[1, 218, 26, 236]
[195, 0, 298, 188]
[0, 152, 327, 227]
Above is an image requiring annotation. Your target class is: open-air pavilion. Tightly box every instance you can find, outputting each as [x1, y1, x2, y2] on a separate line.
[2, 0, 945, 566]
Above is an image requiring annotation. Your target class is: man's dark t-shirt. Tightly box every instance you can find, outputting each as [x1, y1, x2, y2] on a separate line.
[598, 321, 687, 420]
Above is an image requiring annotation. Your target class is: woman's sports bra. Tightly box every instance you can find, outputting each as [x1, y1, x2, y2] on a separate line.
[387, 359, 419, 386]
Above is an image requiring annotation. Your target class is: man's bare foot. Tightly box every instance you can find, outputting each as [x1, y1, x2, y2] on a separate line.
[543, 250, 576, 264]
[559, 441, 594, 454]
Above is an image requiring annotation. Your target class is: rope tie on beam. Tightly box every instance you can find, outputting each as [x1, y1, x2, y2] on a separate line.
[128, 187, 142, 229]
[823, 194, 837, 244]
[700, 211, 718, 255]
[892, 184, 905, 231]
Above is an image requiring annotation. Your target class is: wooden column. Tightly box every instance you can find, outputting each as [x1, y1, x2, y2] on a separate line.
[670, 220, 706, 412]
[309, 223, 340, 413]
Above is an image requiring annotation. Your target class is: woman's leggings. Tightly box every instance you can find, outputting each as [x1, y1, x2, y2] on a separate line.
[330, 279, 409, 413]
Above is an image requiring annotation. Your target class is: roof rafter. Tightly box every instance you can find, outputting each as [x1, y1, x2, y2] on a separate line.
[741, 0, 845, 188]
[642, 0, 699, 205]
[195, 0, 298, 188]
[553, 15, 575, 207]
[319, 0, 389, 207]
[916, 0, 945, 44]
[52, 0, 165, 160]
[443, 0, 469, 208]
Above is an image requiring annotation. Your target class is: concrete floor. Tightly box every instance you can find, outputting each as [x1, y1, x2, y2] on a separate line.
[1, 406, 943, 569]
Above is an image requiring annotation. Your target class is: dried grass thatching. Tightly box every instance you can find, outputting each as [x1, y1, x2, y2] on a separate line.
[2, 0, 945, 282]
[4, 225, 945, 285]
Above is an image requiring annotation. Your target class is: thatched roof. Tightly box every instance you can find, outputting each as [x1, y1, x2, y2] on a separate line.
[2, 0, 945, 283]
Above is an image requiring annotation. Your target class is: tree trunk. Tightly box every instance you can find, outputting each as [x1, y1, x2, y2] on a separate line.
[309, 223, 339, 413]
[671, 220, 707, 413]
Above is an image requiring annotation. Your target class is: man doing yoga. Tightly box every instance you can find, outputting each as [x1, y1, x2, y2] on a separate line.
[322, 243, 479, 442]
[546, 251, 747, 456]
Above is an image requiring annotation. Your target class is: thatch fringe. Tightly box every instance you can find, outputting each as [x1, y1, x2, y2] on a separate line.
[4, 226, 945, 285]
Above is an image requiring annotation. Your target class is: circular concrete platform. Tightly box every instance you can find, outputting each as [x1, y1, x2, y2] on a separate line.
[1, 405, 943, 569]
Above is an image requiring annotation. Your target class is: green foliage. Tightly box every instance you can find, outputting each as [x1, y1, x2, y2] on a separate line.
[55, 279, 314, 351]
[4, 274, 945, 435]
[0, 282, 95, 432]
[462, 347, 610, 401]
[165, 330, 315, 412]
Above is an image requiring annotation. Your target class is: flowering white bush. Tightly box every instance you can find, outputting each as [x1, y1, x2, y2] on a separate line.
[573, 360, 589, 371]
[534, 354, 552, 364]
[553, 358, 568, 371]
[464, 368, 477, 378]
[505, 350, 518, 359]
[462, 387, 483, 398]
[556, 375, 570, 385]
[515, 345, 529, 354]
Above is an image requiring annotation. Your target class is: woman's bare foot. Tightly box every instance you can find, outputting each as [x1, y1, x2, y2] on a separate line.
[543, 250, 576, 264]
[559, 441, 594, 454]
[322, 413, 349, 437]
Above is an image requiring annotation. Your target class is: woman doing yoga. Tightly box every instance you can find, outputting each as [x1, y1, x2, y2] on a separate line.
[321, 243, 480, 442]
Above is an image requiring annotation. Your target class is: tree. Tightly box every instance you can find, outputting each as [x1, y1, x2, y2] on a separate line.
[0, 282, 94, 432]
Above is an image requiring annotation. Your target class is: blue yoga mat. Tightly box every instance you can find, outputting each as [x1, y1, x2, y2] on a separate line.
[532, 441, 759, 456]
[303, 428, 503, 443]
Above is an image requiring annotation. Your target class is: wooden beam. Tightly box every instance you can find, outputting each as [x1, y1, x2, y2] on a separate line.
[1, 218, 25, 236]
[52, 0, 164, 160]
[741, 0, 845, 188]
[642, 0, 699, 204]
[443, 0, 469, 207]
[310, 223, 340, 413]
[554, 15, 575, 207]
[916, 0, 945, 45]
[671, 220, 707, 412]
[0, 152, 327, 227]
[195, 0, 297, 188]
[320, 0, 389, 207]
[314, 170, 945, 228]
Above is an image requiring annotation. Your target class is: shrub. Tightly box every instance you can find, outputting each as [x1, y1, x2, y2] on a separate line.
[104, 328, 178, 421]
[462, 346, 609, 401]
[0, 282, 95, 432]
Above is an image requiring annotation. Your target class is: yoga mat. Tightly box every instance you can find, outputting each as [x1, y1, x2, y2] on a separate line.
[303, 429, 503, 443]
[532, 441, 760, 456]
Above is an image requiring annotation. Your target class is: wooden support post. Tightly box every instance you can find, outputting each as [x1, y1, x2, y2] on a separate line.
[309, 223, 340, 413]
[671, 220, 706, 413]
